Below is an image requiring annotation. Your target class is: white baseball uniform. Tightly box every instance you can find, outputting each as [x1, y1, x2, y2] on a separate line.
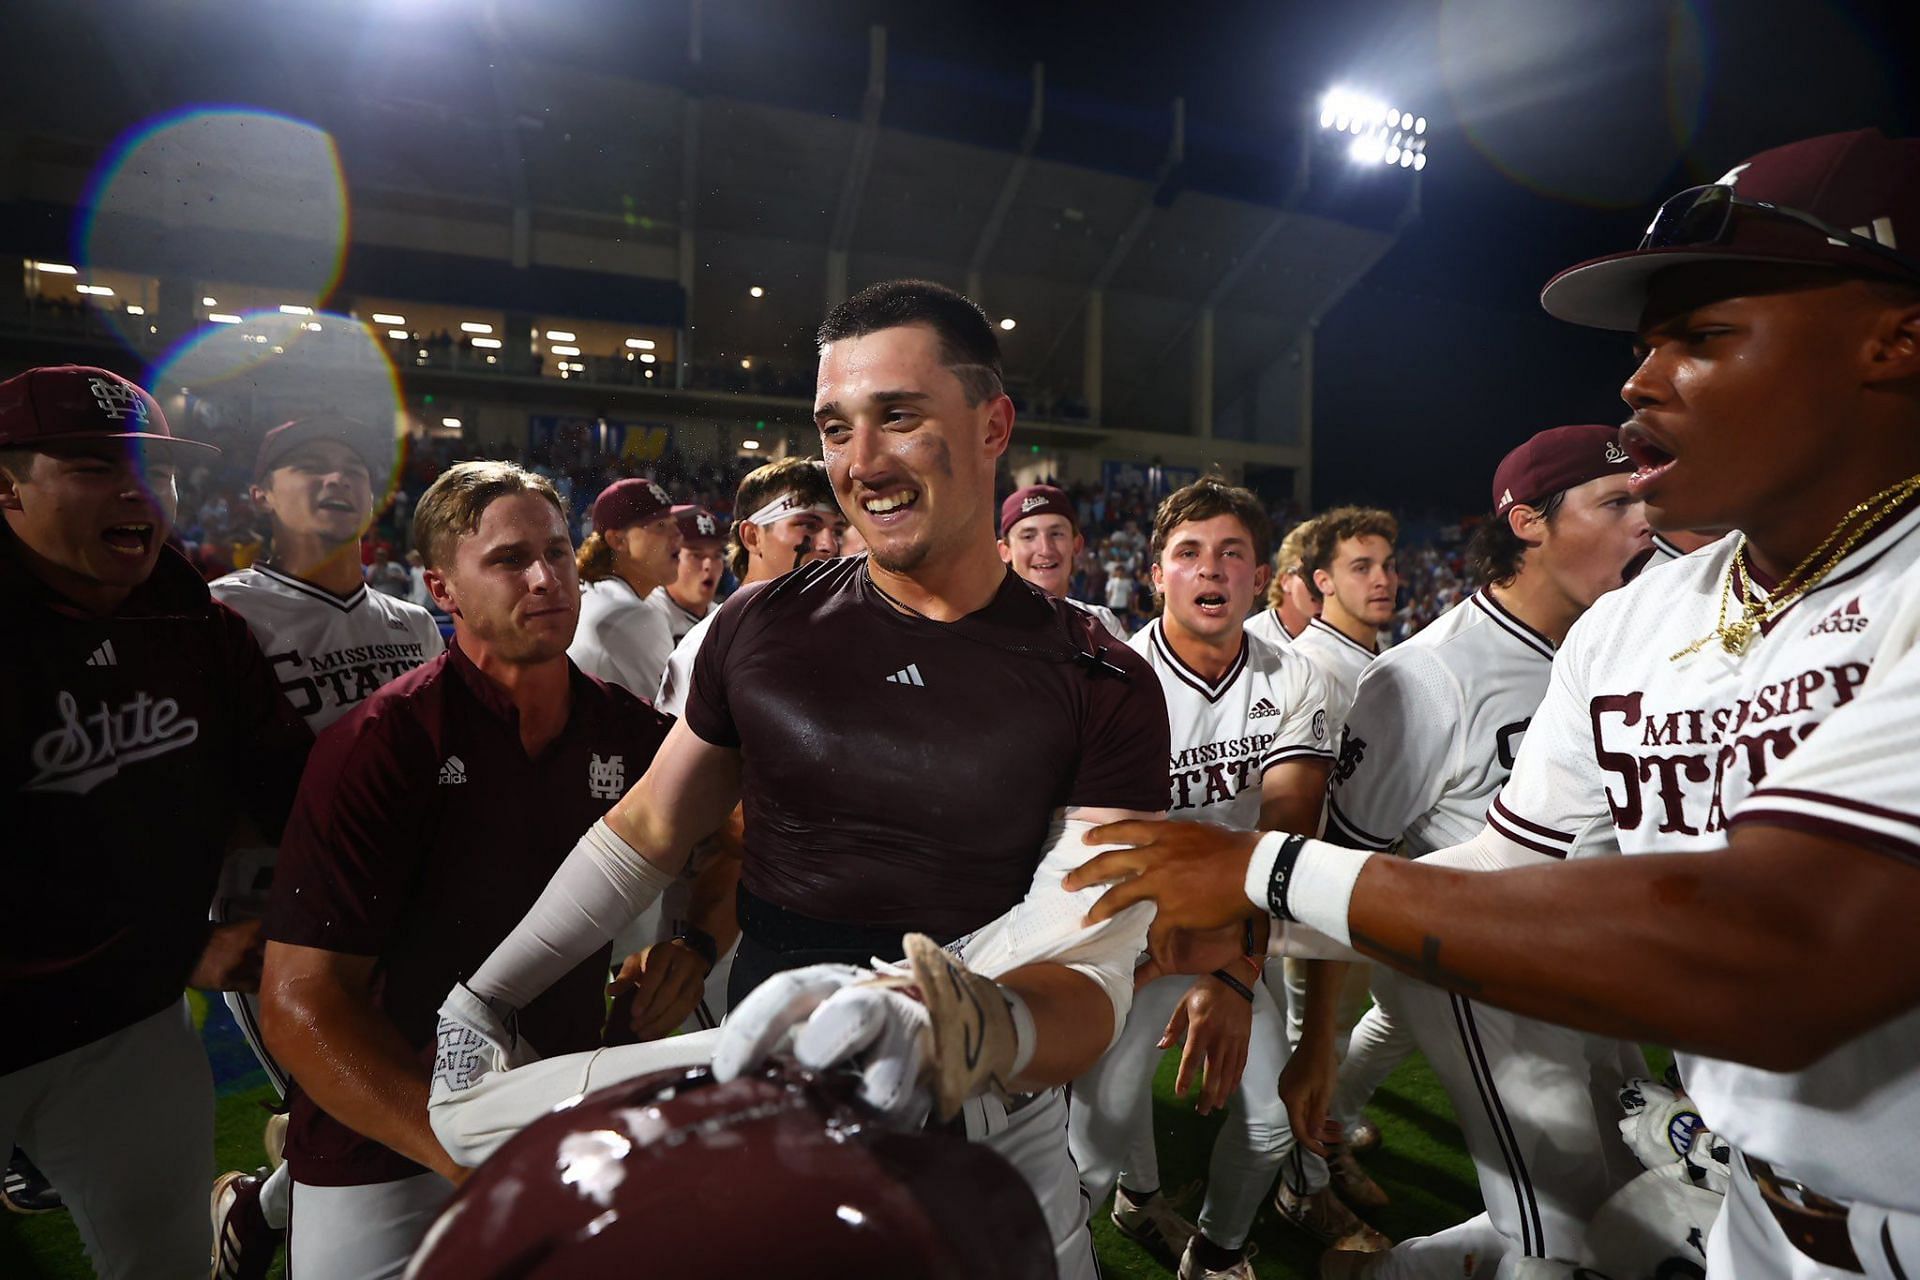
[646, 585, 711, 645]
[568, 576, 676, 700]
[1487, 509, 1920, 1274]
[208, 563, 444, 1091]
[1070, 621, 1334, 1249]
[1323, 588, 1647, 1277]
[1067, 595, 1131, 641]
[1279, 615, 1380, 1043]
[1243, 605, 1297, 651]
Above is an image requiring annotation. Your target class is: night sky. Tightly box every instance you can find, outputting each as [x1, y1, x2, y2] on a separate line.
[652, 0, 1917, 515]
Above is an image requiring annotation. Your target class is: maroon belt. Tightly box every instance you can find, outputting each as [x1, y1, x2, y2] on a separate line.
[1745, 1154, 1863, 1274]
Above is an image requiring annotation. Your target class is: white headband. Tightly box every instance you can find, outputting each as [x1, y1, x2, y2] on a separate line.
[746, 491, 839, 527]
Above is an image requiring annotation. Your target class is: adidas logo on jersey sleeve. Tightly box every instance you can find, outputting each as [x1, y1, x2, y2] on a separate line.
[885, 663, 926, 687]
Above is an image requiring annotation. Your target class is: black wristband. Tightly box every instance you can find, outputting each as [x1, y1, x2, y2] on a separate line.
[1266, 834, 1309, 924]
[1210, 969, 1256, 1003]
[675, 925, 719, 971]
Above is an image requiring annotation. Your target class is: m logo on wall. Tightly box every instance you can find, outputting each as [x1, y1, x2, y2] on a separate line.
[529, 415, 673, 464]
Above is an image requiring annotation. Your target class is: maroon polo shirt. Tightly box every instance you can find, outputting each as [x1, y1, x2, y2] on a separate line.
[3, 532, 311, 1074]
[685, 558, 1168, 940]
[266, 641, 671, 1186]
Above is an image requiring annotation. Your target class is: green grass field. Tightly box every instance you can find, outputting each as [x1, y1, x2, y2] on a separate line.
[3, 996, 1489, 1279]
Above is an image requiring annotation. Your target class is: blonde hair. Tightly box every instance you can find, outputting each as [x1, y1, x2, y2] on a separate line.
[411, 461, 565, 570]
[575, 529, 618, 582]
[1267, 517, 1317, 609]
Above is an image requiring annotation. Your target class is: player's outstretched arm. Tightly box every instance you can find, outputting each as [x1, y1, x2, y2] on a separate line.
[1069, 819, 1920, 1071]
[464, 718, 742, 1011]
[261, 942, 464, 1180]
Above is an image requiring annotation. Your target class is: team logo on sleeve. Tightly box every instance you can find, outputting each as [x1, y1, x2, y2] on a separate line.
[1311, 709, 1328, 744]
[588, 753, 626, 800]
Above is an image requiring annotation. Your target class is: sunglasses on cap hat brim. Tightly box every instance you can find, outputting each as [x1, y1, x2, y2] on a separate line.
[1542, 184, 1920, 331]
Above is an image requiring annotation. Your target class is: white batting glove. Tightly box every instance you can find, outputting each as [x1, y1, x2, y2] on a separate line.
[430, 983, 538, 1103]
[1617, 1077, 1709, 1176]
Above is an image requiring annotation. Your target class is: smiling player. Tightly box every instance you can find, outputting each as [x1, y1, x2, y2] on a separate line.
[1066, 129, 1920, 1279]
[1000, 483, 1130, 639]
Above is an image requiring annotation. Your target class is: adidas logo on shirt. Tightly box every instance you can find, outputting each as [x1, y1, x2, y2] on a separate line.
[885, 663, 926, 687]
[1808, 596, 1868, 636]
[84, 640, 118, 667]
[438, 755, 468, 786]
[1248, 697, 1281, 719]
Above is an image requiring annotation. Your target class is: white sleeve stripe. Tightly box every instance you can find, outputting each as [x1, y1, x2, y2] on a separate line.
[1263, 745, 1334, 767]
[1326, 802, 1396, 852]
[1485, 806, 1569, 859]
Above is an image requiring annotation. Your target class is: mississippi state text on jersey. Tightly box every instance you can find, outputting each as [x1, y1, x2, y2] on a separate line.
[1492, 501, 1920, 1212]
[210, 563, 444, 732]
[1130, 619, 1332, 828]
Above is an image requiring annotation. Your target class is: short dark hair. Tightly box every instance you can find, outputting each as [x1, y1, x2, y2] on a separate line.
[1300, 506, 1398, 600]
[816, 279, 1004, 405]
[728, 456, 838, 580]
[1150, 476, 1275, 567]
[1465, 490, 1566, 588]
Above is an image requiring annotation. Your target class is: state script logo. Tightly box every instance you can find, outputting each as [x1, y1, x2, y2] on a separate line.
[1020, 493, 1047, 513]
[25, 689, 199, 796]
[1604, 441, 1629, 464]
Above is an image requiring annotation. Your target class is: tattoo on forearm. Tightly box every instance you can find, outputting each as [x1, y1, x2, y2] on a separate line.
[1348, 928, 1484, 996]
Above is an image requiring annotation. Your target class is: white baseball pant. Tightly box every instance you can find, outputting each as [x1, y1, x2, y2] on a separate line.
[1070, 970, 1320, 1250]
[1363, 966, 1645, 1268]
[1708, 1152, 1920, 1280]
[287, 1171, 455, 1279]
[0, 998, 213, 1279]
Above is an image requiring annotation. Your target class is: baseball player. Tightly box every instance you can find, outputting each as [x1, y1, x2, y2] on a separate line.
[607, 458, 846, 1028]
[566, 476, 682, 697]
[1245, 517, 1321, 650]
[1, 365, 311, 1278]
[1068, 478, 1382, 1280]
[257, 461, 671, 1279]
[1294, 424, 1654, 1278]
[428, 280, 1172, 1280]
[1068, 128, 1920, 1279]
[999, 482, 1131, 639]
[646, 502, 727, 642]
[205, 415, 444, 1274]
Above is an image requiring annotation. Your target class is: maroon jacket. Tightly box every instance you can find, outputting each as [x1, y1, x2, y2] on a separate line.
[3, 533, 311, 1074]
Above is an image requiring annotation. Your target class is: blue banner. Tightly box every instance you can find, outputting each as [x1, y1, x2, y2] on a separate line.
[528, 415, 674, 463]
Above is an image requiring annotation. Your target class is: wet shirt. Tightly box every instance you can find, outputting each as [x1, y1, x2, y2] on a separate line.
[685, 558, 1168, 939]
[266, 642, 671, 1185]
[3, 536, 311, 1073]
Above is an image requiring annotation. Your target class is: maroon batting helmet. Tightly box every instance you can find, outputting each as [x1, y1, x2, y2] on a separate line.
[406, 1063, 1056, 1279]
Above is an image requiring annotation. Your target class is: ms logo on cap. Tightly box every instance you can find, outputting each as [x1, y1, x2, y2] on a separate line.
[648, 481, 669, 505]
[88, 377, 149, 424]
[696, 512, 716, 536]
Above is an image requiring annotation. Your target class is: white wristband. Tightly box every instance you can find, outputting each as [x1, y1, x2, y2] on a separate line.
[1243, 831, 1370, 950]
[1002, 985, 1037, 1077]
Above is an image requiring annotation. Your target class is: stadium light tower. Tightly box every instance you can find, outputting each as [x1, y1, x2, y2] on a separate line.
[1318, 88, 1428, 172]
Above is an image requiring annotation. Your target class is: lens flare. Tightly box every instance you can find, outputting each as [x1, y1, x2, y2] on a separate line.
[80, 108, 349, 351]
[149, 311, 405, 510]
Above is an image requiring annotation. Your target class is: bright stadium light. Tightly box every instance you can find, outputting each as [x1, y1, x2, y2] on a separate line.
[999, 317, 1017, 331]
[550, 344, 581, 356]
[280, 304, 313, 315]
[625, 337, 656, 350]
[32, 261, 78, 275]
[1319, 87, 1431, 173]
[442, 417, 462, 429]
[471, 337, 502, 349]
[545, 330, 575, 342]
[388, 328, 410, 340]
[460, 321, 493, 334]
[749, 286, 764, 298]
[208, 313, 241, 324]
[125, 305, 146, 316]
[76, 284, 115, 296]
[373, 312, 406, 325]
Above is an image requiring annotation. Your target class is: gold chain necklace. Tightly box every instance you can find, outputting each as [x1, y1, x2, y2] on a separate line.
[1670, 471, 1920, 661]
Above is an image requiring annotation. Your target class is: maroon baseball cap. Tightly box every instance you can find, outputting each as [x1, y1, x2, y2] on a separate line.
[1492, 424, 1633, 516]
[0, 365, 215, 454]
[672, 503, 726, 544]
[591, 477, 673, 533]
[999, 484, 1078, 539]
[1542, 129, 1920, 331]
[254, 414, 390, 481]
